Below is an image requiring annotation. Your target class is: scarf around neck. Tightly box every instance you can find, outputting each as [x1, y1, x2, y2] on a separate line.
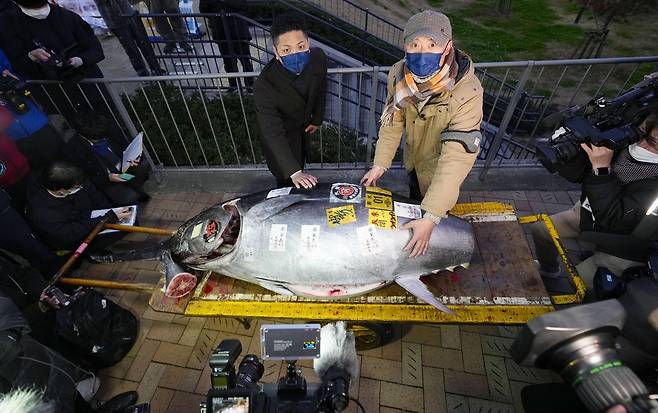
[380, 42, 459, 127]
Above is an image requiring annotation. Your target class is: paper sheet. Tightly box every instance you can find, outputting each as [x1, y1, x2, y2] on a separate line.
[121, 132, 144, 173]
[91, 205, 138, 234]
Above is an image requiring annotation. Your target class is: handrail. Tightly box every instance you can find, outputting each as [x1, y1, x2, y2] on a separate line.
[28, 55, 658, 84]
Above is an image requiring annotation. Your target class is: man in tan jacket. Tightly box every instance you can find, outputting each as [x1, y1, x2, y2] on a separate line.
[361, 10, 483, 258]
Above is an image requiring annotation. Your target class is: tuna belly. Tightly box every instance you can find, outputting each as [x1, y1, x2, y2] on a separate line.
[285, 281, 390, 298]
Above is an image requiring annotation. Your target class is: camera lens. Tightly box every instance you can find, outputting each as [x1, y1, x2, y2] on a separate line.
[235, 354, 264, 389]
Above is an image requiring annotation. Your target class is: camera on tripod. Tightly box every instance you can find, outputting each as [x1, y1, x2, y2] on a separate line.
[0, 75, 30, 115]
[201, 322, 358, 413]
[536, 73, 658, 173]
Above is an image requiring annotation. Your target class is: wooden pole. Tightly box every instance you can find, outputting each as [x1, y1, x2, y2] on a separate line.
[59, 277, 155, 292]
[49, 216, 109, 286]
[104, 223, 176, 237]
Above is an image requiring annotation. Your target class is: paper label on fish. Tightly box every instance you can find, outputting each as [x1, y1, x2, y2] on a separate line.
[300, 225, 321, 254]
[366, 186, 392, 196]
[268, 224, 288, 252]
[329, 183, 362, 203]
[266, 187, 292, 199]
[326, 205, 357, 228]
[365, 193, 393, 210]
[368, 209, 398, 229]
[356, 225, 380, 255]
[394, 201, 422, 219]
[190, 222, 203, 238]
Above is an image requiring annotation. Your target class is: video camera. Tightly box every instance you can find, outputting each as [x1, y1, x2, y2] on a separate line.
[536, 73, 658, 173]
[0, 75, 30, 115]
[511, 278, 658, 413]
[200, 322, 359, 413]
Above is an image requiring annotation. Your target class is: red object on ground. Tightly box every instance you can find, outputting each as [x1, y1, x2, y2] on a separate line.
[0, 132, 30, 188]
[165, 272, 198, 298]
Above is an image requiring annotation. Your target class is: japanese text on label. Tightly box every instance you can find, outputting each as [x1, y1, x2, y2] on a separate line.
[368, 209, 398, 229]
[268, 224, 288, 252]
[365, 193, 393, 210]
[326, 205, 357, 228]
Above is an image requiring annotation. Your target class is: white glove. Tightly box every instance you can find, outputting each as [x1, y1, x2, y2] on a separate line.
[68, 57, 83, 68]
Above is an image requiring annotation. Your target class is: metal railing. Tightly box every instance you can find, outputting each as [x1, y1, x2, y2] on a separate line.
[301, 0, 404, 47]
[27, 56, 658, 178]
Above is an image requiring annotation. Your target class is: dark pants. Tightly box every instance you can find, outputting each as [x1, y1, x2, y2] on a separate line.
[217, 40, 254, 88]
[14, 125, 63, 171]
[103, 161, 151, 205]
[0, 204, 59, 276]
[148, 0, 188, 44]
[408, 170, 423, 201]
[276, 177, 293, 189]
[112, 20, 163, 76]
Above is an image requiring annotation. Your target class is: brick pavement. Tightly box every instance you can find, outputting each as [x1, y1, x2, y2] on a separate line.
[74, 189, 581, 413]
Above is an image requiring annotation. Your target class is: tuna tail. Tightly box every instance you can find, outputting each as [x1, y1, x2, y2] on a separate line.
[88, 242, 168, 263]
[395, 274, 454, 314]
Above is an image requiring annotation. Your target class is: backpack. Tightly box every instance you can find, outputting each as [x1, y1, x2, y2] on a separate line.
[55, 288, 138, 370]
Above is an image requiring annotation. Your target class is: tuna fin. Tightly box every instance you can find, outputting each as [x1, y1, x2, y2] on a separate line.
[395, 275, 454, 314]
[247, 194, 307, 222]
[258, 281, 294, 296]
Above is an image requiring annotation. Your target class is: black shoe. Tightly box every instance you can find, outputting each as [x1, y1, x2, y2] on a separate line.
[179, 43, 193, 53]
[163, 44, 177, 54]
[137, 192, 151, 203]
[96, 391, 138, 413]
[151, 67, 168, 76]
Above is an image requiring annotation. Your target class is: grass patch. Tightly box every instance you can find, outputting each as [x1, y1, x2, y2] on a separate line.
[427, 0, 444, 7]
[448, 0, 583, 61]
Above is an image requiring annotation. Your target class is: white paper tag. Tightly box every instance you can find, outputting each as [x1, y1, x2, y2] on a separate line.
[300, 225, 320, 254]
[394, 201, 422, 219]
[356, 225, 379, 256]
[329, 183, 362, 203]
[581, 197, 595, 222]
[267, 187, 293, 199]
[190, 223, 203, 238]
[268, 224, 288, 252]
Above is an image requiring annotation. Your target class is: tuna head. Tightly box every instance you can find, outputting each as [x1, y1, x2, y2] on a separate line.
[169, 202, 241, 267]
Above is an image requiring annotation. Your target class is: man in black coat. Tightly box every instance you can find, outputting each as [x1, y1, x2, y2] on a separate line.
[25, 161, 131, 252]
[254, 14, 327, 188]
[531, 109, 658, 290]
[199, 0, 254, 89]
[0, 0, 126, 148]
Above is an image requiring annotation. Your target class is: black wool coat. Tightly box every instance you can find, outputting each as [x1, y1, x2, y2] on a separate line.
[254, 47, 327, 181]
[0, 5, 104, 80]
[198, 0, 252, 41]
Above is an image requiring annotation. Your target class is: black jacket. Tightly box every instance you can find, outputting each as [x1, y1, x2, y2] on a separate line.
[25, 176, 111, 250]
[558, 150, 658, 260]
[0, 5, 104, 80]
[254, 48, 327, 181]
[60, 135, 120, 190]
[198, 0, 252, 41]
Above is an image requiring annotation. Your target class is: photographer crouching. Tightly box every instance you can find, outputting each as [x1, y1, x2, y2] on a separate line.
[531, 109, 658, 294]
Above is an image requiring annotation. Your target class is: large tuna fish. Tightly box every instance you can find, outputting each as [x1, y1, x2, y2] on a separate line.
[103, 183, 475, 313]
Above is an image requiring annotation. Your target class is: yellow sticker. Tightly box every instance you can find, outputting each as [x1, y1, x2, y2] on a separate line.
[368, 209, 398, 229]
[326, 205, 357, 228]
[366, 186, 392, 196]
[365, 193, 393, 210]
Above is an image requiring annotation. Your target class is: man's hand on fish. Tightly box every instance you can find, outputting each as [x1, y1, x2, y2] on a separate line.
[291, 170, 318, 189]
[401, 218, 436, 257]
[360, 165, 386, 187]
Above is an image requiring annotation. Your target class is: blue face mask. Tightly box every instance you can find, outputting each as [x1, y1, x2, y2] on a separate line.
[405, 52, 442, 78]
[280, 49, 311, 75]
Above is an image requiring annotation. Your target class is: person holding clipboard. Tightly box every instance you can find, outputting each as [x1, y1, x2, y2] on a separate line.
[61, 110, 150, 204]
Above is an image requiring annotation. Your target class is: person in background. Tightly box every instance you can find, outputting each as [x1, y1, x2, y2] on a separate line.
[93, 0, 167, 76]
[25, 161, 131, 253]
[62, 110, 150, 205]
[1, 49, 63, 170]
[361, 10, 483, 258]
[146, 0, 192, 54]
[0, 0, 126, 149]
[254, 13, 327, 189]
[531, 109, 658, 291]
[199, 0, 254, 90]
